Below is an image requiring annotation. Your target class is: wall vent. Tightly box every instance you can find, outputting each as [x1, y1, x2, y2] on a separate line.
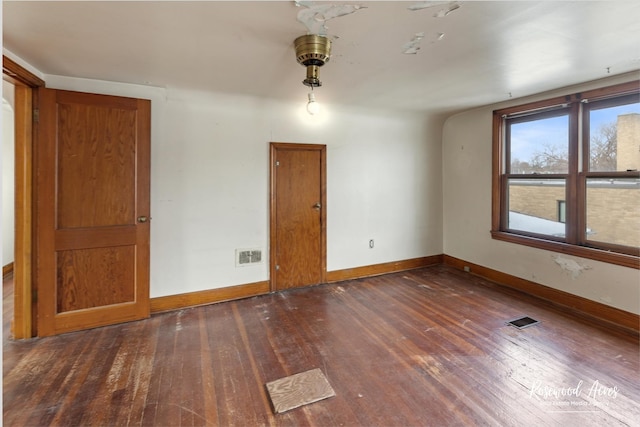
[236, 248, 263, 267]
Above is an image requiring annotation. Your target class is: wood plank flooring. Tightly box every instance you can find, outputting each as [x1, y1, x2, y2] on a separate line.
[4, 266, 640, 426]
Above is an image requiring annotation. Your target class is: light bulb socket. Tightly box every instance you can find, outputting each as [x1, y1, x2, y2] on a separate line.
[303, 65, 322, 87]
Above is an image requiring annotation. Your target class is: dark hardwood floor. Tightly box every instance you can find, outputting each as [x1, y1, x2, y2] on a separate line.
[4, 266, 640, 426]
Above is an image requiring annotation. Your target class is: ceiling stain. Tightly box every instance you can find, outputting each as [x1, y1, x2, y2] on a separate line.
[295, 1, 367, 35]
[402, 32, 445, 54]
[408, 1, 461, 18]
[403, 2, 459, 54]
[403, 32, 425, 55]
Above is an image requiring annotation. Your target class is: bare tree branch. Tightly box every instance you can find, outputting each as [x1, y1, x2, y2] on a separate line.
[510, 120, 617, 173]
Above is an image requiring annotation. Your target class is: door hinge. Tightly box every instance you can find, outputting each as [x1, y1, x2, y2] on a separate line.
[33, 109, 40, 123]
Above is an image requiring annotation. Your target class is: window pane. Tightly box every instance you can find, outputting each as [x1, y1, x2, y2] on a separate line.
[508, 178, 566, 237]
[586, 178, 640, 247]
[557, 200, 566, 223]
[509, 114, 569, 174]
[589, 100, 640, 172]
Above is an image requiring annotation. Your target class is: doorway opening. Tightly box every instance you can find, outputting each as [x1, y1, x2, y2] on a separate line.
[3, 84, 15, 275]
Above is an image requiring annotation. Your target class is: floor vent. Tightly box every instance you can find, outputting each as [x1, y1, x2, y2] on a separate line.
[266, 368, 336, 414]
[236, 249, 262, 267]
[506, 316, 540, 329]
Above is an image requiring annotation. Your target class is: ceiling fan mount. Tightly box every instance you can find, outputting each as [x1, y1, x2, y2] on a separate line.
[294, 34, 332, 87]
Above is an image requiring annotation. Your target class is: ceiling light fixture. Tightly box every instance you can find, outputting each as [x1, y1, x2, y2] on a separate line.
[294, 34, 332, 87]
[295, 34, 332, 115]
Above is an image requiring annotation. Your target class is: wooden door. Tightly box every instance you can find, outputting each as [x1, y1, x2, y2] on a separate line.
[270, 143, 326, 291]
[36, 88, 151, 336]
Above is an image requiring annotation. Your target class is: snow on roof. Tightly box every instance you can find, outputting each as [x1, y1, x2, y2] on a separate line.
[508, 211, 594, 237]
[509, 211, 566, 237]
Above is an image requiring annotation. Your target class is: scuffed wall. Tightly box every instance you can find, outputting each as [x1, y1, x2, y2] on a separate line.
[552, 255, 591, 280]
[442, 73, 640, 315]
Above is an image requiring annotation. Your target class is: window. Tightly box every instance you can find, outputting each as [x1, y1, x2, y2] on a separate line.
[492, 81, 640, 269]
[557, 200, 566, 223]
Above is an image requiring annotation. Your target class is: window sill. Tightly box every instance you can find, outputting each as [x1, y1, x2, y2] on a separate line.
[490, 231, 639, 270]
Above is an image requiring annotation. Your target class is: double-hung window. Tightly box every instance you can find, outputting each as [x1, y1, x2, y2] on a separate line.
[492, 81, 639, 268]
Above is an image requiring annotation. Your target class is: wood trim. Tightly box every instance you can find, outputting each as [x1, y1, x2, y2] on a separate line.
[150, 256, 442, 314]
[326, 255, 443, 283]
[269, 145, 277, 290]
[493, 95, 570, 118]
[566, 101, 580, 245]
[443, 255, 639, 335]
[3, 55, 45, 87]
[3, 54, 44, 339]
[3, 262, 14, 278]
[491, 111, 502, 232]
[150, 253, 636, 338]
[150, 281, 270, 314]
[135, 98, 152, 319]
[491, 231, 639, 269]
[320, 145, 327, 285]
[579, 80, 640, 101]
[13, 85, 34, 339]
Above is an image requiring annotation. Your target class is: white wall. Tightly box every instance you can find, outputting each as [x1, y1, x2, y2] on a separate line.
[442, 73, 640, 315]
[20, 54, 637, 315]
[2, 81, 16, 267]
[45, 75, 444, 298]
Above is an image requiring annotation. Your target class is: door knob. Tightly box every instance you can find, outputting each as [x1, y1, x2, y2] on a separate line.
[313, 203, 321, 210]
[137, 216, 149, 223]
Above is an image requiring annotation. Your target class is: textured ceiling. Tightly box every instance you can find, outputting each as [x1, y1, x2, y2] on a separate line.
[3, 1, 640, 114]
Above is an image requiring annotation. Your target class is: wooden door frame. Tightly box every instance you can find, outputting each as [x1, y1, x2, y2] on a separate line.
[269, 142, 327, 292]
[3, 55, 45, 339]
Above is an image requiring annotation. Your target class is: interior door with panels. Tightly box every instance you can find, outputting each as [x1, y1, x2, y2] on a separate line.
[36, 88, 151, 336]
